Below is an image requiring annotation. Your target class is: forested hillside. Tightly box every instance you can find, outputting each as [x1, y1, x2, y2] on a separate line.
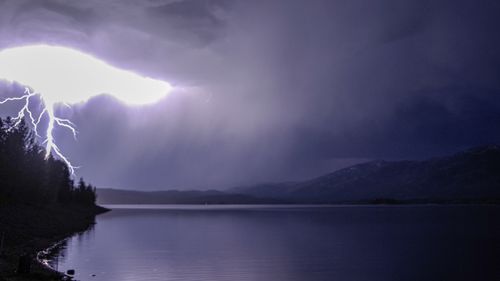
[0, 117, 96, 206]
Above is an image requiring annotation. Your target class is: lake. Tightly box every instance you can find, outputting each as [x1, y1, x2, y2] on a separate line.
[50, 205, 499, 281]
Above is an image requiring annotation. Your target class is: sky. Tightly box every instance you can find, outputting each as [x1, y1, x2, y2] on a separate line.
[0, 0, 499, 190]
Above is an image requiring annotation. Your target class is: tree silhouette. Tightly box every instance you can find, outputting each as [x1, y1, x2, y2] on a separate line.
[0, 117, 96, 206]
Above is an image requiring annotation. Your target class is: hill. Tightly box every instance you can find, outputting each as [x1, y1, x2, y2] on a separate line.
[231, 145, 500, 203]
[96, 189, 285, 205]
[0, 117, 106, 279]
[99, 145, 500, 205]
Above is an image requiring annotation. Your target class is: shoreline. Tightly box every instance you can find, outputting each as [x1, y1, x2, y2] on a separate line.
[0, 204, 109, 281]
[14, 203, 498, 280]
[100, 201, 500, 208]
[35, 236, 82, 280]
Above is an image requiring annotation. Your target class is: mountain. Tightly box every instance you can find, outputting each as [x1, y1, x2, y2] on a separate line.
[98, 145, 500, 205]
[96, 188, 284, 204]
[230, 145, 500, 203]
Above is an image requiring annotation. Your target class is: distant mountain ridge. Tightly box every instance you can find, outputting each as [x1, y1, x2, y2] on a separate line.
[231, 145, 500, 203]
[96, 188, 284, 205]
[98, 145, 500, 204]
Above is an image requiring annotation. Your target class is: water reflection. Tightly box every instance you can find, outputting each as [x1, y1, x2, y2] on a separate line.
[53, 205, 499, 281]
[40, 223, 96, 272]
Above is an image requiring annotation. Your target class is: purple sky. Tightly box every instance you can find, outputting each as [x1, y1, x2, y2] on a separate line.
[0, 0, 500, 190]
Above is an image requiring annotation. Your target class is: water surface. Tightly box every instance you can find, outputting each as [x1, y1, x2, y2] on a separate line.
[52, 205, 499, 281]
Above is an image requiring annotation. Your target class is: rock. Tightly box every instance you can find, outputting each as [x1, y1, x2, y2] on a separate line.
[17, 253, 31, 274]
[67, 269, 75, 275]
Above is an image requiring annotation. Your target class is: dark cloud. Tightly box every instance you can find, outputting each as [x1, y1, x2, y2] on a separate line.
[0, 0, 499, 189]
[14, 0, 96, 24]
[146, 0, 232, 46]
[148, 0, 229, 26]
[378, 0, 432, 43]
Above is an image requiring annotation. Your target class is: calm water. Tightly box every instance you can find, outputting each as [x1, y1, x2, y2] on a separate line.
[52, 205, 499, 281]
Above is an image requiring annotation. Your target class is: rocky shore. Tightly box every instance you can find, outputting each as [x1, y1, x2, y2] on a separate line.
[0, 204, 108, 280]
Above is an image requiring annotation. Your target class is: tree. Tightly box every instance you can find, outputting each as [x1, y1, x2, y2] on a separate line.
[0, 117, 96, 206]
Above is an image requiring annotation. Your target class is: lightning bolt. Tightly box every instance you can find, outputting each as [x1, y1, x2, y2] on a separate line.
[0, 87, 77, 174]
[0, 45, 173, 176]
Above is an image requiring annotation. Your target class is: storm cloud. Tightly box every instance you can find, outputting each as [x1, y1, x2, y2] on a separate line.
[0, 0, 499, 189]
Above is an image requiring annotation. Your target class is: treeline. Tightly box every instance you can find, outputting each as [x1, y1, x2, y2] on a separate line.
[0, 117, 96, 206]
